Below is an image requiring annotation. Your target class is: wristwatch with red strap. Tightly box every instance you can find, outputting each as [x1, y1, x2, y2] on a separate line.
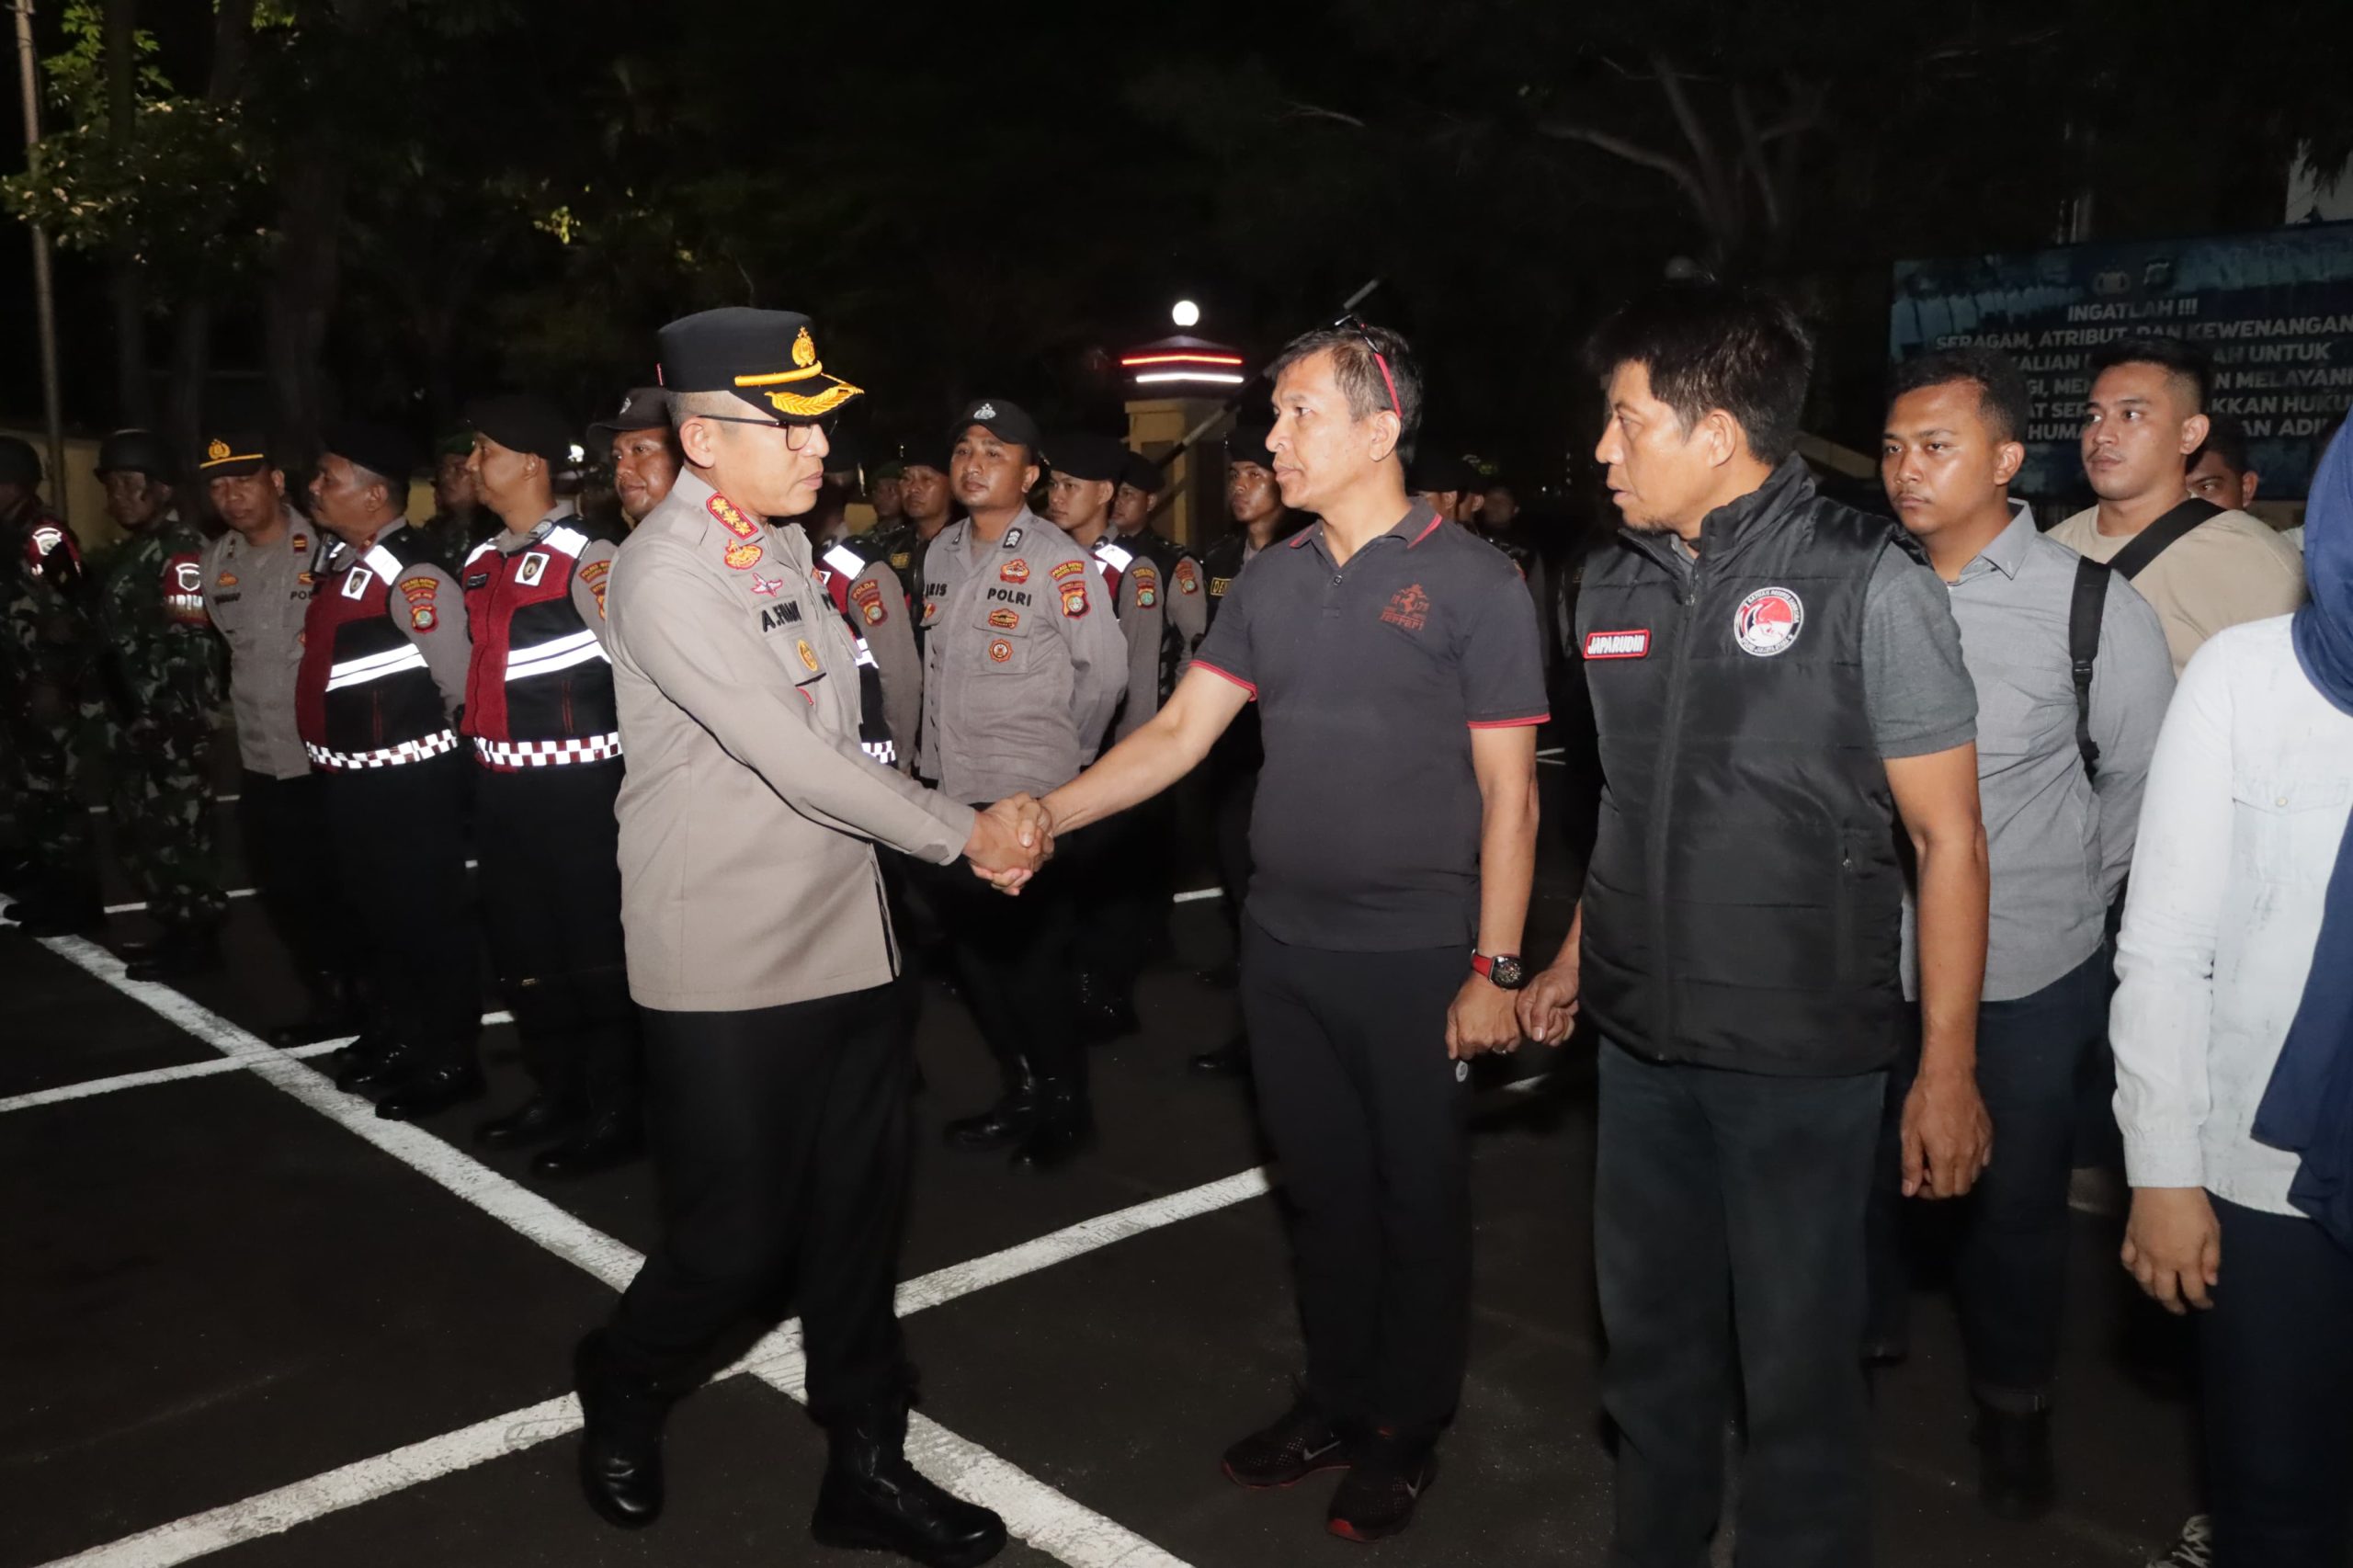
[1472, 951, 1528, 990]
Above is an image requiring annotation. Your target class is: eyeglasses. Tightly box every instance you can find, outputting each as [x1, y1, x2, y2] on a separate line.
[1333, 312, 1402, 417]
[684, 410, 834, 450]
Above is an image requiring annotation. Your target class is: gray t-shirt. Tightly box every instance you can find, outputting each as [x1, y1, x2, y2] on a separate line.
[1665, 538, 1975, 759]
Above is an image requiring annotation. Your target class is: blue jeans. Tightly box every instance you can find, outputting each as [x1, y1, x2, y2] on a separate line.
[1866, 944, 2111, 1406]
[2201, 1199, 2353, 1568]
[1596, 1042, 1885, 1568]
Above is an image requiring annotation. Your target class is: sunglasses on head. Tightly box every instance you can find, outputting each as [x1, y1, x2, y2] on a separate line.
[1333, 313, 1402, 417]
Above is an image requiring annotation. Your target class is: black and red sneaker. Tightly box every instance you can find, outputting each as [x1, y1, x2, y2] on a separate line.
[1220, 1396, 1354, 1489]
[1326, 1432, 1438, 1544]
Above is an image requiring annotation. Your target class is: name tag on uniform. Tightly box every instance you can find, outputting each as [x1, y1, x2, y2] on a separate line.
[1584, 629, 1650, 660]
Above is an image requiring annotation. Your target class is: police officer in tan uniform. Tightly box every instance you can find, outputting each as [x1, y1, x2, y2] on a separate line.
[196, 431, 349, 1046]
[574, 309, 1037, 1567]
[804, 497, 923, 773]
[589, 388, 680, 528]
[918, 399, 1125, 1168]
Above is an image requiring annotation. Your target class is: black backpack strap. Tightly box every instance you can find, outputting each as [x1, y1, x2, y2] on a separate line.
[2108, 496, 2222, 581]
[2068, 554, 2109, 781]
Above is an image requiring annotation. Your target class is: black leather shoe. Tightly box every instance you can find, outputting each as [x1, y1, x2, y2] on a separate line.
[1010, 1082, 1092, 1172]
[811, 1400, 1006, 1567]
[374, 1064, 487, 1121]
[1188, 1037, 1250, 1079]
[943, 1078, 1039, 1152]
[575, 1332, 673, 1530]
[336, 1040, 421, 1094]
[1222, 1394, 1354, 1489]
[1326, 1432, 1437, 1543]
[475, 1096, 579, 1151]
[1975, 1403, 2054, 1521]
[122, 926, 222, 983]
[532, 1114, 645, 1178]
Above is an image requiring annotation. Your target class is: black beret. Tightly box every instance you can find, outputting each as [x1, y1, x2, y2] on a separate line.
[1045, 431, 1130, 483]
[95, 428, 175, 481]
[320, 421, 419, 492]
[196, 430, 271, 480]
[1226, 422, 1276, 468]
[466, 394, 575, 464]
[0, 435, 41, 489]
[587, 386, 670, 444]
[1120, 449, 1165, 494]
[658, 307, 864, 426]
[950, 397, 1042, 454]
[1408, 452, 1478, 494]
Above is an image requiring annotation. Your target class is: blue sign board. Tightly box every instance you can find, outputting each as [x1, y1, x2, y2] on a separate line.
[1891, 222, 2353, 497]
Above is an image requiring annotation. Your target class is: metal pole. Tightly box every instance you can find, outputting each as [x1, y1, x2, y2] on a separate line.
[14, 0, 67, 522]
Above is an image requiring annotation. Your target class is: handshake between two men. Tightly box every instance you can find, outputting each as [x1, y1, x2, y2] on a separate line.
[960, 794, 1055, 893]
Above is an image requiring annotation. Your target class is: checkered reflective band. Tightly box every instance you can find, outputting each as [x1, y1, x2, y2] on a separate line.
[305, 728, 460, 771]
[472, 732, 624, 768]
[860, 735, 896, 766]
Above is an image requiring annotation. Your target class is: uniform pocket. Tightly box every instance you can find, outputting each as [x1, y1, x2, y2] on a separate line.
[972, 601, 1036, 675]
[2232, 774, 2351, 886]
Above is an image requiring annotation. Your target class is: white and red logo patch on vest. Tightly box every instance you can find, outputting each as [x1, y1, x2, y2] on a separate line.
[515, 551, 550, 587]
[1733, 586, 1804, 657]
[1583, 629, 1650, 660]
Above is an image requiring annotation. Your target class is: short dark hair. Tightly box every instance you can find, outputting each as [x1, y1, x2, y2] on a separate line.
[1585, 283, 1814, 466]
[2089, 334, 2211, 414]
[2190, 409, 2251, 474]
[1267, 322, 1424, 459]
[1888, 347, 2033, 445]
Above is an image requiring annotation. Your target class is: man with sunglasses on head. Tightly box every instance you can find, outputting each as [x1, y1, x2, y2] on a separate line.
[1038, 320, 1546, 1543]
[573, 308, 1040, 1567]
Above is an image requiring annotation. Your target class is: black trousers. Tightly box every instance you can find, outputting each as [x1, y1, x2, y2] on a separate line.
[322, 752, 482, 1072]
[473, 763, 635, 1112]
[1595, 1040, 1885, 1568]
[606, 980, 915, 1421]
[1210, 767, 1256, 941]
[2201, 1199, 2353, 1568]
[1087, 798, 1174, 997]
[921, 830, 1084, 1091]
[1867, 945, 2112, 1405]
[236, 770, 347, 979]
[1238, 918, 1470, 1435]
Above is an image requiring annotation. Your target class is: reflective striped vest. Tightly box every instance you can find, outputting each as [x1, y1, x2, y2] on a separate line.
[295, 528, 455, 771]
[809, 537, 900, 767]
[459, 514, 623, 771]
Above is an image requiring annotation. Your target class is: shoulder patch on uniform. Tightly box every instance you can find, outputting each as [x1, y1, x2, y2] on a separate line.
[1133, 562, 1159, 608]
[851, 576, 886, 624]
[1059, 581, 1090, 619]
[164, 552, 208, 623]
[1051, 559, 1086, 582]
[708, 494, 760, 540]
[411, 603, 438, 631]
[400, 574, 438, 603]
[579, 557, 612, 617]
[1176, 559, 1199, 594]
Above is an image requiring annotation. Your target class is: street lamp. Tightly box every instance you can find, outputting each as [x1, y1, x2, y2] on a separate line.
[1170, 299, 1200, 329]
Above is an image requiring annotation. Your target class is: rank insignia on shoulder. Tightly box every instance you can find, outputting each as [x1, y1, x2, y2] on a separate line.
[708, 494, 761, 540]
[1004, 526, 1023, 550]
[724, 540, 764, 571]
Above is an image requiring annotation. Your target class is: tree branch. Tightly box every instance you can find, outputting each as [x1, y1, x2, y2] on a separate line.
[1280, 100, 1369, 131]
[1535, 120, 1711, 214]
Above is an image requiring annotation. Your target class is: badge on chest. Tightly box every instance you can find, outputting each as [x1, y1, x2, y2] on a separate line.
[516, 551, 551, 587]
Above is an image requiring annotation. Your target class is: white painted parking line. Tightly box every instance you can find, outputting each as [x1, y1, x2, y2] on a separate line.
[0, 1012, 513, 1116]
[1171, 886, 1222, 904]
[31, 933, 1240, 1568]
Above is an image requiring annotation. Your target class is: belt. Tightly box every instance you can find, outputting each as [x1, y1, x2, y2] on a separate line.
[306, 729, 460, 771]
[472, 733, 624, 769]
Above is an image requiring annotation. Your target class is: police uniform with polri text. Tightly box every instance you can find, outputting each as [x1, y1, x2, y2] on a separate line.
[809, 528, 921, 773]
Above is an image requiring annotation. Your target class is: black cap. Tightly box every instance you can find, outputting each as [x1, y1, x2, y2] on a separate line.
[1045, 431, 1130, 483]
[465, 394, 575, 464]
[1226, 422, 1276, 469]
[870, 459, 905, 482]
[1408, 452, 1478, 494]
[95, 428, 175, 482]
[320, 421, 419, 490]
[0, 436, 41, 489]
[1120, 449, 1165, 494]
[196, 430, 271, 480]
[588, 386, 670, 444]
[658, 307, 864, 425]
[951, 397, 1042, 454]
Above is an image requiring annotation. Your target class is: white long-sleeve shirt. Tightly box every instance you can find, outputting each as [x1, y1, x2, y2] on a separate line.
[2111, 615, 2353, 1217]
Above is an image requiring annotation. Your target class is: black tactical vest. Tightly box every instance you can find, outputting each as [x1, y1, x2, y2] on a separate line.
[1575, 459, 1916, 1076]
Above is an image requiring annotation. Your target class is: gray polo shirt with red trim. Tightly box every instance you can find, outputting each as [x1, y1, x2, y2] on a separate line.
[1192, 499, 1549, 950]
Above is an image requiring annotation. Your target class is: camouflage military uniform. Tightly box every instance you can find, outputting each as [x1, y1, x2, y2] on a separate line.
[89, 513, 227, 932]
[0, 496, 97, 905]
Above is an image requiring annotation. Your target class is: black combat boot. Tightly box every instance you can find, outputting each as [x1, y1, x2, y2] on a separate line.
[475, 1095, 580, 1151]
[1974, 1402, 2055, 1521]
[374, 1062, 486, 1120]
[810, 1398, 1006, 1567]
[574, 1332, 676, 1529]
[532, 1110, 645, 1178]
